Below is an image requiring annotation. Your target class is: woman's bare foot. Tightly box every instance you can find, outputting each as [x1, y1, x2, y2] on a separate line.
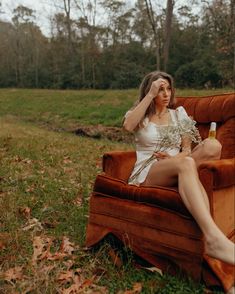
[204, 234, 235, 265]
[227, 286, 235, 294]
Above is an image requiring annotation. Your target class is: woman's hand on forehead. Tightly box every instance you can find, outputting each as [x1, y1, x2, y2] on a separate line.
[148, 78, 169, 99]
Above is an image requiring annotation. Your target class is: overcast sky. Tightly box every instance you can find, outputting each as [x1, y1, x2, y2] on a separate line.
[1, 0, 56, 34]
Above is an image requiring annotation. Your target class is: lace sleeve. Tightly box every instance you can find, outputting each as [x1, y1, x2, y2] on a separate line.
[175, 106, 202, 144]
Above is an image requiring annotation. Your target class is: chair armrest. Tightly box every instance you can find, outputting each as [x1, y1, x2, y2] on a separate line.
[198, 158, 235, 189]
[103, 151, 136, 181]
[103, 152, 235, 187]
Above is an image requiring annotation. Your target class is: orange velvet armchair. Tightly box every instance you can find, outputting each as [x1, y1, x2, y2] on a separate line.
[86, 93, 235, 292]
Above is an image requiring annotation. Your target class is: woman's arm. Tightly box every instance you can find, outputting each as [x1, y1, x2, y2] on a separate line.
[123, 78, 166, 132]
[123, 94, 152, 132]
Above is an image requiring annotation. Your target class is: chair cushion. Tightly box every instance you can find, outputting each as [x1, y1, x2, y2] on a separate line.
[175, 93, 235, 123]
[93, 174, 191, 217]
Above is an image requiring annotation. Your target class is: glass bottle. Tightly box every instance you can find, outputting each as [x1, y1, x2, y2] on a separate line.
[208, 122, 216, 139]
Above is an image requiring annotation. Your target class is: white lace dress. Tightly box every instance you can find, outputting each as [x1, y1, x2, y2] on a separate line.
[128, 106, 201, 185]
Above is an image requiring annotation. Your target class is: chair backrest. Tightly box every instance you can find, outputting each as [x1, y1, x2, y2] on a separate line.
[175, 93, 235, 159]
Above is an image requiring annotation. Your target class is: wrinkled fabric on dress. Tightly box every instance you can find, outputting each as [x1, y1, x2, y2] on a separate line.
[128, 106, 201, 185]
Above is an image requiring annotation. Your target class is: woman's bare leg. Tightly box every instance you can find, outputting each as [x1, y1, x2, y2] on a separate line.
[143, 156, 235, 265]
[227, 286, 235, 294]
[189, 138, 222, 211]
[191, 138, 222, 167]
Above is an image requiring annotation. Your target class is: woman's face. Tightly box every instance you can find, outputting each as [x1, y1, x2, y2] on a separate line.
[154, 78, 172, 108]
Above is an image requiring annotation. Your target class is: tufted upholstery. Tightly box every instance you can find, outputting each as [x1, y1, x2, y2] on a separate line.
[175, 94, 235, 159]
[86, 93, 235, 292]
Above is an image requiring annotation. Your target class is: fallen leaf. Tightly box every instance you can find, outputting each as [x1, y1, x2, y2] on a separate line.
[142, 266, 163, 276]
[38, 264, 55, 275]
[3, 266, 24, 282]
[25, 184, 35, 193]
[61, 284, 79, 294]
[18, 206, 31, 219]
[95, 158, 102, 168]
[63, 260, 75, 269]
[22, 218, 43, 232]
[63, 156, 72, 164]
[0, 232, 10, 250]
[31, 235, 79, 271]
[32, 236, 46, 264]
[32, 235, 52, 265]
[22, 158, 33, 164]
[57, 270, 74, 285]
[13, 155, 22, 162]
[63, 167, 74, 173]
[46, 252, 67, 261]
[59, 273, 96, 294]
[81, 278, 94, 288]
[60, 236, 76, 255]
[73, 195, 83, 207]
[108, 248, 123, 268]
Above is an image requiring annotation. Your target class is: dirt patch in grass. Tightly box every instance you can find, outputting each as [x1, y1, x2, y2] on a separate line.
[74, 125, 134, 143]
[34, 120, 133, 143]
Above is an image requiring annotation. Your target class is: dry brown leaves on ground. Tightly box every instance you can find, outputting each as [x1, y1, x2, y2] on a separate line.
[0, 235, 108, 293]
[0, 232, 10, 251]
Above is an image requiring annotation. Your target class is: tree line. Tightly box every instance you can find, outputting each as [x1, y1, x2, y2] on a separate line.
[0, 0, 234, 89]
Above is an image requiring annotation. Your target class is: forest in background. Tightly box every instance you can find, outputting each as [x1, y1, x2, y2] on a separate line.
[0, 0, 234, 89]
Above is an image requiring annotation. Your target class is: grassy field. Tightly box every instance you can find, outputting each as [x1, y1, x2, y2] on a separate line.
[0, 88, 230, 293]
[0, 88, 233, 130]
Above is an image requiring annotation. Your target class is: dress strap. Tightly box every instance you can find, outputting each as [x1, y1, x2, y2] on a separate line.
[169, 109, 178, 125]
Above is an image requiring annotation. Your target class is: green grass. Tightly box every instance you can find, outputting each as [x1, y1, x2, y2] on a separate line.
[0, 88, 228, 293]
[0, 88, 233, 130]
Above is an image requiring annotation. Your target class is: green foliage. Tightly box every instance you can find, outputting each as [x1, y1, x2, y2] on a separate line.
[0, 0, 233, 89]
[175, 59, 222, 88]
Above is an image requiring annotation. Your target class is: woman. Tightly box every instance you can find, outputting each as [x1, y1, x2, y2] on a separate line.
[123, 71, 235, 268]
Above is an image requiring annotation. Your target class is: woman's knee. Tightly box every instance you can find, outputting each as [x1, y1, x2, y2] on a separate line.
[202, 138, 222, 159]
[178, 156, 197, 173]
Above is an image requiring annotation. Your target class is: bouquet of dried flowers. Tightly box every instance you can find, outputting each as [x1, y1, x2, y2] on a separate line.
[129, 117, 201, 184]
